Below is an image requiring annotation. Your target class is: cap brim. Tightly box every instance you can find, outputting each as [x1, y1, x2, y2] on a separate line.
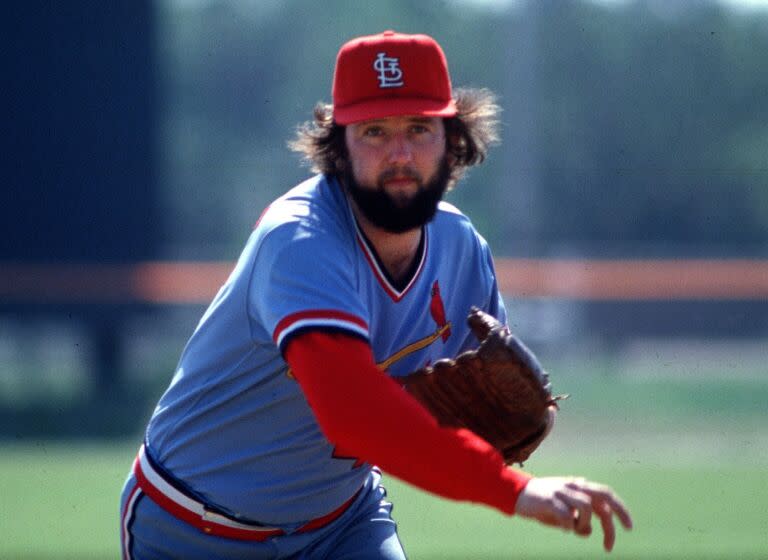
[334, 97, 457, 125]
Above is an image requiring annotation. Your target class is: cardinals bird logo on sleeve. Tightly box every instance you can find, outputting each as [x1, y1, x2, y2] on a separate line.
[430, 280, 451, 342]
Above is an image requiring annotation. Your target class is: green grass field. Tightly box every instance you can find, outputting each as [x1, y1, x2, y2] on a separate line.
[2, 375, 767, 559]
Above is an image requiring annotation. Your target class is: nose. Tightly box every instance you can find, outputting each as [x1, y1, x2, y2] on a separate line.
[387, 133, 413, 165]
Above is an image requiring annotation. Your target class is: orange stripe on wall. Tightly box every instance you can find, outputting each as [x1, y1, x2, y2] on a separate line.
[132, 262, 231, 304]
[494, 259, 768, 300]
[1, 259, 767, 303]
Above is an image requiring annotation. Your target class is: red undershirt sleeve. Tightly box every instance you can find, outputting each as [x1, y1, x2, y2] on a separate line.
[284, 330, 532, 515]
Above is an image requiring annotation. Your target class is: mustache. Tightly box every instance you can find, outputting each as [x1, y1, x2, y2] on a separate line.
[378, 167, 421, 183]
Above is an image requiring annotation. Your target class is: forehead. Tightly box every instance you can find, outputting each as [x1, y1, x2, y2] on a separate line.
[348, 115, 443, 128]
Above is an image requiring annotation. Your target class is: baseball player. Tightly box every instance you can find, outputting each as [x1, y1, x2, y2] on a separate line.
[120, 30, 632, 559]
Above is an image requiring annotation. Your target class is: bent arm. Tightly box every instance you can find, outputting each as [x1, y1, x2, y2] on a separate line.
[284, 330, 532, 515]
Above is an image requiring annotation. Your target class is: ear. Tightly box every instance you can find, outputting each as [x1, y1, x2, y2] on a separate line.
[445, 128, 466, 160]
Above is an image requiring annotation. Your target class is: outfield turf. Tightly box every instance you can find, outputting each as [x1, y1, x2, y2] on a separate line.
[1, 376, 766, 559]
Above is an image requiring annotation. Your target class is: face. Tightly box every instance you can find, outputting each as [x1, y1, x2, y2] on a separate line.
[343, 116, 451, 233]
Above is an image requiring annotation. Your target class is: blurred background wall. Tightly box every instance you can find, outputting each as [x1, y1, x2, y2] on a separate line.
[1, 0, 766, 435]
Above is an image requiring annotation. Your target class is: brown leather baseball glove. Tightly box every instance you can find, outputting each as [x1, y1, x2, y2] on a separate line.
[400, 307, 564, 466]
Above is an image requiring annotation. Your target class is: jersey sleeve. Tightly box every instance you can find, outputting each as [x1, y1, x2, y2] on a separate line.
[248, 221, 369, 352]
[483, 241, 508, 325]
[455, 230, 508, 352]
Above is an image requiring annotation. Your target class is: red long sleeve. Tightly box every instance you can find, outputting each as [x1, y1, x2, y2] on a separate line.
[284, 330, 532, 515]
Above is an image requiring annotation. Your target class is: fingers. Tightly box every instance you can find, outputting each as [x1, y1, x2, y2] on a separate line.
[515, 479, 574, 530]
[555, 488, 593, 536]
[517, 477, 633, 552]
[595, 501, 616, 552]
[547, 496, 577, 530]
[573, 482, 634, 530]
[565, 480, 633, 552]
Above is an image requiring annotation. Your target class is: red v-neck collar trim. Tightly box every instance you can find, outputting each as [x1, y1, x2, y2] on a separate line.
[353, 219, 428, 303]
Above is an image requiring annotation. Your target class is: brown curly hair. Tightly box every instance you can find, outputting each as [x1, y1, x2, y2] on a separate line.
[288, 87, 500, 189]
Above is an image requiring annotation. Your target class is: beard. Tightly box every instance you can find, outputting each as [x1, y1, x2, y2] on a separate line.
[342, 156, 452, 234]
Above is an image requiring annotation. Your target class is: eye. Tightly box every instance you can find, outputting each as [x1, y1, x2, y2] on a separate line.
[363, 126, 384, 137]
[409, 124, 429, 134]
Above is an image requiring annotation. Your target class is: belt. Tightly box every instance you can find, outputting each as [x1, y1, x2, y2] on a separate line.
[133, 444, 359, 541]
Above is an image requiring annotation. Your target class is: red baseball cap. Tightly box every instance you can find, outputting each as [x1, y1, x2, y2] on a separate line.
[332, 30, 457, 125]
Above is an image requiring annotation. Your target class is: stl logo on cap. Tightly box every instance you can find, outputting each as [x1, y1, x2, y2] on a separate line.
[373, 52, 404, 88]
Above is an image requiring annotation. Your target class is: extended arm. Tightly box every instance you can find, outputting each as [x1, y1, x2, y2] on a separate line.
[285, 330, 633, 551]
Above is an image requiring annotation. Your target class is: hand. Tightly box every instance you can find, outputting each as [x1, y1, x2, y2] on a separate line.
[515, 477, 633, 552]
